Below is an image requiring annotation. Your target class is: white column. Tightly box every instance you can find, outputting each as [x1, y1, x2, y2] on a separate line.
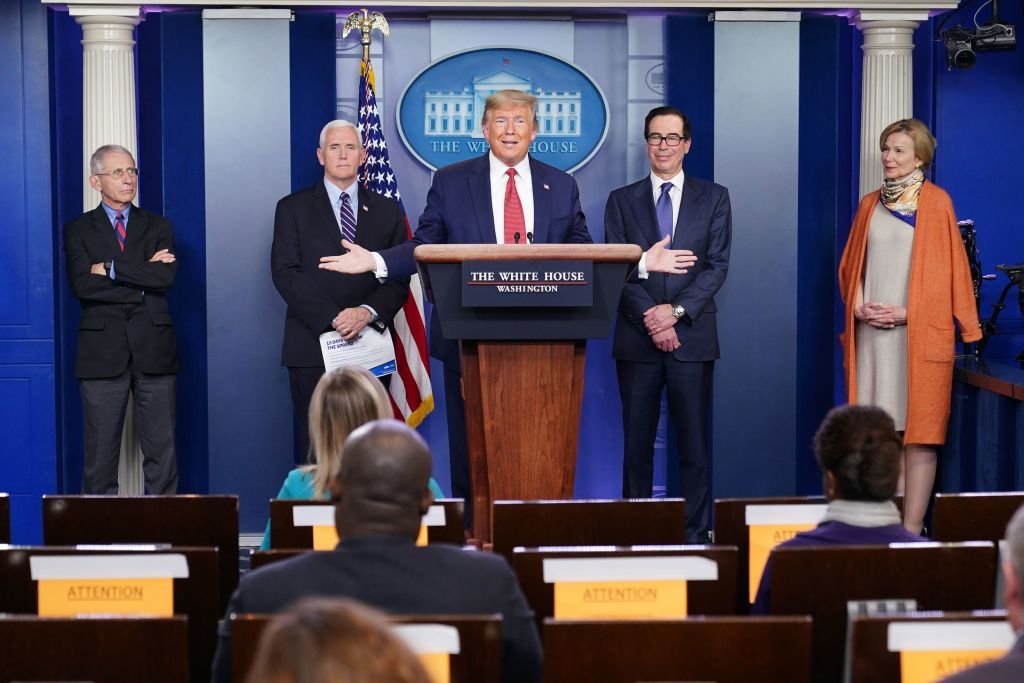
[72, 5, 145, 496]
[73, 6, 142, 209]
[855, 11, 928, 196]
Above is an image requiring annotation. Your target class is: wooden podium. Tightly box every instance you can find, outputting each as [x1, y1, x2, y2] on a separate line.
[415, 244, 641, 541]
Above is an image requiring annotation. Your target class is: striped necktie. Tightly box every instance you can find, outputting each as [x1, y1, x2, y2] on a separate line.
[339, 193, 357, 244]
[115, 212, 126, 251]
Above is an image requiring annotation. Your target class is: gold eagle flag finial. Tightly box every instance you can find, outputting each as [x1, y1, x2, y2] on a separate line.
[342, 9, 390, 61]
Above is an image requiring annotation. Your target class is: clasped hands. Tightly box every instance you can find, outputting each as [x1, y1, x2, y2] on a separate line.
[644, 303, 681, 352]
[333, 307, 372, 341]
[90, 249, 176, 275]
[855, 302, 907, 329]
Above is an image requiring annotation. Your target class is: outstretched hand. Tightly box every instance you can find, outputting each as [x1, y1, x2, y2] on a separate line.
[646, 235, 697, 274]
[319, 240, 376, 275]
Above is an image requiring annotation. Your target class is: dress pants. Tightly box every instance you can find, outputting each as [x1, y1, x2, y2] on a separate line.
[443, 362, 471, 528]
[79, 363, 177, 494]
[617, 357, 713, 543]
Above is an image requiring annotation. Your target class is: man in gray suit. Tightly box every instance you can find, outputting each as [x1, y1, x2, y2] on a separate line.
[942, 503, 1024, 681]
[211, 420, 541, 683]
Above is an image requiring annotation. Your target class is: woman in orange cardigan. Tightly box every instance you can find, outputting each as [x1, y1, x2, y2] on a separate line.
[838, 119, 981, 534]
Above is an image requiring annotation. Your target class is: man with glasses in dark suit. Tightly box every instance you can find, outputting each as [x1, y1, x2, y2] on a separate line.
[63, 144, 179, 494]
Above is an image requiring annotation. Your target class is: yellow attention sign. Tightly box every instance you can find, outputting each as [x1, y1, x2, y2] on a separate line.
[37, 577, 174, 617]
[418, 653, 450, 683]
[312, 525, 340, 550]
[553, 579, 687, 620]
[748, 523, 817, 602]
[313, 525, 426, 549]
[899, 649, 1005, 683]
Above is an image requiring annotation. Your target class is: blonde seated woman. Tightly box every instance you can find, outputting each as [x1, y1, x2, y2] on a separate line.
[261, 366, 444, 550]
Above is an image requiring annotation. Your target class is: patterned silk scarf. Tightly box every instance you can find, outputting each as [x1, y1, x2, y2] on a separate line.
[880, 168, 924, 226]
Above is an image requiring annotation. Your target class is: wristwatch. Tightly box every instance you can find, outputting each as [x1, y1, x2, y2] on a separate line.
[671, 305, 686, 320]
[103, 261, 113, 275]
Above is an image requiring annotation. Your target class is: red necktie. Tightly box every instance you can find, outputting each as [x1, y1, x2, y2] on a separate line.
[503, 168, 526, 244]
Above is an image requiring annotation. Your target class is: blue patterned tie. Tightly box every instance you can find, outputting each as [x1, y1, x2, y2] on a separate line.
[339, 192, 357, 244]
[656, 181, 674, 240]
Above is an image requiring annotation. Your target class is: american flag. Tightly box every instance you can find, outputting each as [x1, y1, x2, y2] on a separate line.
[357, 57, 434, 427]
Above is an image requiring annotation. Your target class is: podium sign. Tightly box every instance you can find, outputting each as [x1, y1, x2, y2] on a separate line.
[462, 260, 593, 307]
[417, 244, 641, 541]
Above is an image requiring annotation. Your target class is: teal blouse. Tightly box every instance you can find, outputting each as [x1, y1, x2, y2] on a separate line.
[260, 468, 446, 550]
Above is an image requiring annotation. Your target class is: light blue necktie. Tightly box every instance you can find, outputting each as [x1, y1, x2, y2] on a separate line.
[656, 181, 674, 241]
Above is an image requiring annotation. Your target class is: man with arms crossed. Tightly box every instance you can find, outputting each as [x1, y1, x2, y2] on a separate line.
[272, 120, 409, 463]
[605, 106, 732, 543]
[63, 144, 179, 493]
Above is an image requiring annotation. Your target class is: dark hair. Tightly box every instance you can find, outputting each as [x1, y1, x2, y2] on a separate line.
[813, 405, 902, 501]
[644, 106, 692, 140]
[245, 597, 430, 683]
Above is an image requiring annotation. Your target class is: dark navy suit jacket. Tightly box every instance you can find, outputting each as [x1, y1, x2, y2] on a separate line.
[380, 154, 592, 365]
[604, 175, 731, 362]
[271, 183, 410, 367]
[211, 535, 542, 683]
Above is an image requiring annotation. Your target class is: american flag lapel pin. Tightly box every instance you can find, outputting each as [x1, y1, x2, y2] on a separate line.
[362, 205, 369, 212]
[543, 183, 550, 190]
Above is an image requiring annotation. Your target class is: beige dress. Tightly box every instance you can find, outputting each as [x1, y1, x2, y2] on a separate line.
[856, 202, 914, 430]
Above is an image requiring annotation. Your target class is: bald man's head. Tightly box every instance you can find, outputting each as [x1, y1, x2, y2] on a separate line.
[332, 420, 434, 539]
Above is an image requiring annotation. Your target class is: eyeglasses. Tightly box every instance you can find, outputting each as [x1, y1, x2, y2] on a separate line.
[95, 167, 139, 179]
[645, 134, 687, 147]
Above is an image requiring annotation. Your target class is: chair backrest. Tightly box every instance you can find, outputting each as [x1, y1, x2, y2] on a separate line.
[542, 616, 813, 683]
[0, 615, 189, 682]
[509, 545, 738, 630]
[0, 544, 219, 683]
[231, 613, 501, 683]
[770, 542, 998, 683]
[0, 492, 9, 543]
[932, 492, 1024, 544]
[42, 494, 239, 612]
[713, 495, 826, 612]
[269, 498, 466, 549]
[491, 499, 685, 560]
[250, 549, 307, 571]
[849, 609, 1011, 682]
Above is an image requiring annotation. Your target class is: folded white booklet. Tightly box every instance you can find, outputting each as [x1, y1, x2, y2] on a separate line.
[319, 328, 396, 377]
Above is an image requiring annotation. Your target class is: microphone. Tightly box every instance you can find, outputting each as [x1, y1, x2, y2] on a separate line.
[526, 232, 534, 244]
[514, 232, 520, 244]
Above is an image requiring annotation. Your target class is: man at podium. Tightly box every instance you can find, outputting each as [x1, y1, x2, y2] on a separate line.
[318, 89, 592, 526]
[605, 106, 733, 543]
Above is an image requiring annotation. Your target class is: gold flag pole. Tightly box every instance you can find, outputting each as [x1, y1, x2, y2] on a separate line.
[342, 8, 390, 61]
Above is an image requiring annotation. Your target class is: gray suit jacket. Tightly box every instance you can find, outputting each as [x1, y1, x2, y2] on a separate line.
[211, 535, 541, 683]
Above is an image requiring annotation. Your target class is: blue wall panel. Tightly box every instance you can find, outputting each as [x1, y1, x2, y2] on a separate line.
[933, 1, 1024, 363]
[0, 0, 56, 543]
[139, 11, 210, 494]
[52, 8, 85, 494]
[290, 13, 337, 194]
[796, 15, 852, 494]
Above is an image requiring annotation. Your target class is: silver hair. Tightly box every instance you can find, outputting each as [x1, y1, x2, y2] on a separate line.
[89, 144, 134, 175]
[1007, 504, 1024, 594]
[319, 120, 362, 149]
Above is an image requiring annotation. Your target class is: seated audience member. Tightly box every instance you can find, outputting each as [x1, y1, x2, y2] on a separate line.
[752, 404, 924, 613]
[261, 366, 443, 550]
[214, 420, 542, 683]
[941, 503, 1024, 681]
[245, 596, 430, 683]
